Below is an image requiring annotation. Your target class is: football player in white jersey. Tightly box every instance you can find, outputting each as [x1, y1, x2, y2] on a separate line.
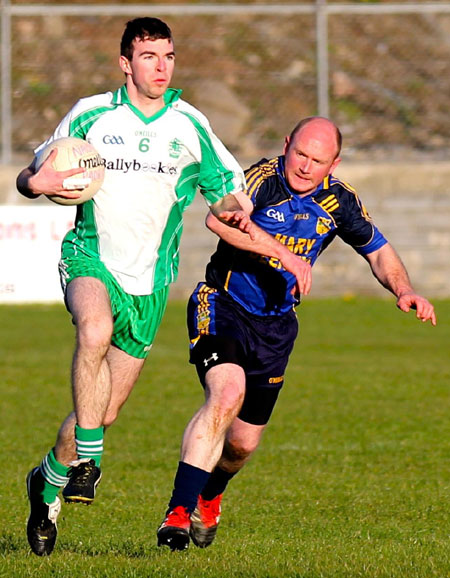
[17, 17, 312, 557]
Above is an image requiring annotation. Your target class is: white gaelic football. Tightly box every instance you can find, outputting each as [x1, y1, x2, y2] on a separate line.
[35, 137, 105, 205]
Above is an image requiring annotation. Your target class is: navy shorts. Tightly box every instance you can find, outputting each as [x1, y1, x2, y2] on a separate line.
[187, 283, 298, 425]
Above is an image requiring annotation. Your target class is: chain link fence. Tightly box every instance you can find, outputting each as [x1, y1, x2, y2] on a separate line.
[1, 1, 450, 299]
[1, 1, 450, 164]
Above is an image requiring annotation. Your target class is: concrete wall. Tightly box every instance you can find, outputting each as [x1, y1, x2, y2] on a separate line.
[2, 161, 450, 300]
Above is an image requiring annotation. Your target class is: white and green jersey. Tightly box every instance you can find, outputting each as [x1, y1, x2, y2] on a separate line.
[36, 86, 245, 295]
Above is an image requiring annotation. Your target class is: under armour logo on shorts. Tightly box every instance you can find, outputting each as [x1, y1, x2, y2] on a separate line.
[203, 353, 219, 367]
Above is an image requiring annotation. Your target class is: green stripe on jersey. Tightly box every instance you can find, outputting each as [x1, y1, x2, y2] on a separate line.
[177, 111, 237, 205]
[69, 105, 117, 138]
[65, 200, 99, 256]
[153, 162, 201, 290]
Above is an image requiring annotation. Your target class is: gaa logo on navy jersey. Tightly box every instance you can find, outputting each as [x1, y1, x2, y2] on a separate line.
[267, 208, 285, 223]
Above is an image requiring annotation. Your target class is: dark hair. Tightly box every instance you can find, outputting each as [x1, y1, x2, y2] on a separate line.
[289, 116, 342, 158]
[120, 17, 173, 60]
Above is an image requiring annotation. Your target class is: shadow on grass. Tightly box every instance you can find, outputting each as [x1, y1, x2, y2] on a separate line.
[0, 532, 180, 559]
[0, 533, 23, 554]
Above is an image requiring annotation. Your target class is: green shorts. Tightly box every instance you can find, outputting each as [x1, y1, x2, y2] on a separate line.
[59, 253, 169, 359]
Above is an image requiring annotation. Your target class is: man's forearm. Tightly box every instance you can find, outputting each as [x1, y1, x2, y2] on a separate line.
[207, 211, 312, 295]
[16, 167, 41, 199]
[206, 212, 310, 279]
[366, 243, 414, 297]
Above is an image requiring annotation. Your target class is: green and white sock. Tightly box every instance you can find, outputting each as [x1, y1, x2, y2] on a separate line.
[75, 424, 104, 467]
[39, 447, 70, 503]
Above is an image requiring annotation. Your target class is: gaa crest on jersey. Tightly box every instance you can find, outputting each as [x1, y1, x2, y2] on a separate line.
[169, 138, 182, 159]
[316, 217, 332, 235]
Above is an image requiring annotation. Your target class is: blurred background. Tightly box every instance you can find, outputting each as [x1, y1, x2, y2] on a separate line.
[1, 0, 449, 301]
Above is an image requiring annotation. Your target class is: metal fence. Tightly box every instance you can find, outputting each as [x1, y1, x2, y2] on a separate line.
[1, 1, 450, 165]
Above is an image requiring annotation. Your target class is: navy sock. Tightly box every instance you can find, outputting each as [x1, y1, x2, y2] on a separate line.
[201, 466, 236, 500]
[168, 461, 210, 514]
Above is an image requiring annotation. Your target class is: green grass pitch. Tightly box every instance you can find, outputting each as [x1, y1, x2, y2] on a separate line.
[0, 298, 448, 577]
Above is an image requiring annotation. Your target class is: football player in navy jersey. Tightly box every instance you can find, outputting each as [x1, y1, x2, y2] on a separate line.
[157, 116, 436, 551]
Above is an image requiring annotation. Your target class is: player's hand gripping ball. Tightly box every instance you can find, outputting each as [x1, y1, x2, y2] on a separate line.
[36, 137, 105, 205]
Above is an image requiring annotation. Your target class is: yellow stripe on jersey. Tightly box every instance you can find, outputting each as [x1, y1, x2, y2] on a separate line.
[330, 177, 371, 221]
[338, 179, 357, 194]
[319, 194, 340, 212]
[224, 268, 233, 291]
[245, 158, 278, 199]
[245, 166, 265, 197]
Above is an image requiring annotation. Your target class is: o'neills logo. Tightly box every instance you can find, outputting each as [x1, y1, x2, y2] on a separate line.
[79, 154, 103, 169]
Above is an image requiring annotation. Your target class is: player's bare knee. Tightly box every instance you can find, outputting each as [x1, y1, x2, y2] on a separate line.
[207, 382, 245, 422]
[223, 437, 255, 462]
[221, 385, 245, 413]
[102, 409, 118, 428]
[76, 318, 113, 353]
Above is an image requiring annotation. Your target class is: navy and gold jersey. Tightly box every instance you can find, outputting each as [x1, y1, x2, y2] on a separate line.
[205, 156, 387, 316]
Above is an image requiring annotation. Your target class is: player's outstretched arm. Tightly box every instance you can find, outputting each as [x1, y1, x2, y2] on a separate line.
[17, 149, 86, 200]
[210, 192, 255, 238]
[206, 201, 312, 296]
[364, 243, 437, 325]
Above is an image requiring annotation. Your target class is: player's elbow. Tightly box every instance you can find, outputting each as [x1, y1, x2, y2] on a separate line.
[205, 211, 221, 233]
